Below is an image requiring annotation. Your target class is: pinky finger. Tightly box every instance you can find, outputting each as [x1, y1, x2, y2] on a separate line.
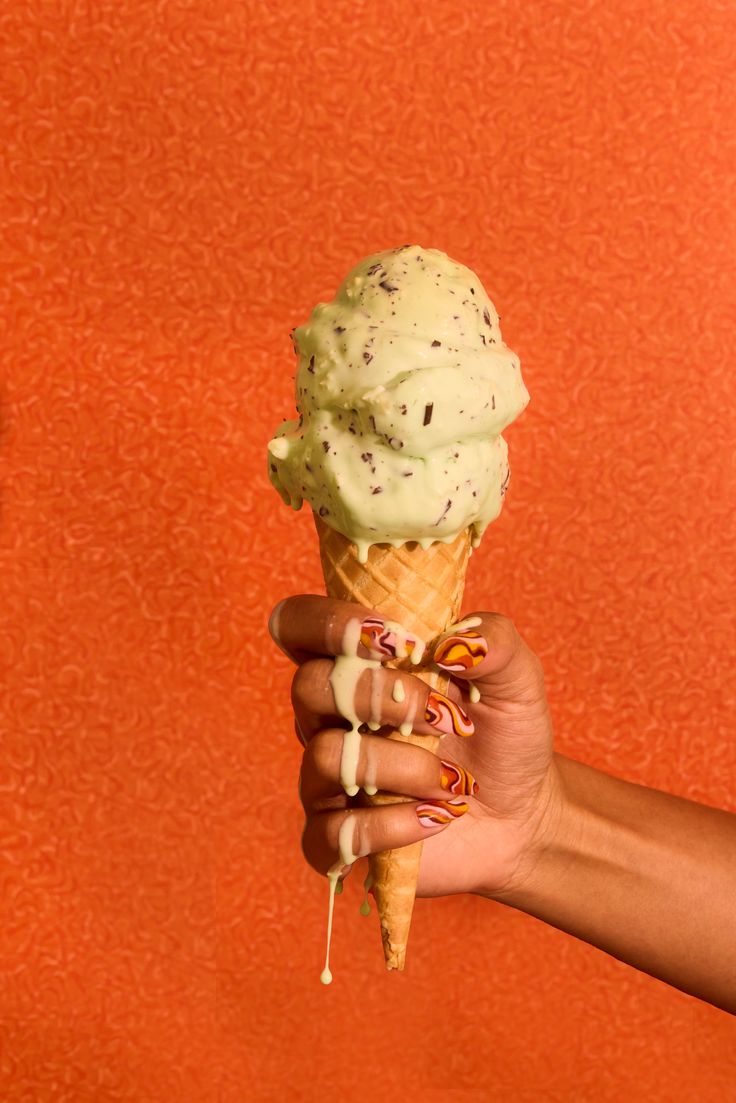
[302, 798, 469, 877]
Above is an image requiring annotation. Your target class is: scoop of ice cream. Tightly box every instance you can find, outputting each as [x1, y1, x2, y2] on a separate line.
[268, 245, 529, 561]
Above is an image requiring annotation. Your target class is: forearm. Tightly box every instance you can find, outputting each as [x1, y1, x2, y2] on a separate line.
[497, 754, 736, 1014]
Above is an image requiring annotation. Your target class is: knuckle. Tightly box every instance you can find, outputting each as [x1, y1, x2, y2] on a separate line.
[301, 819, 321, 871]
[304, 729, 340, 779]
[527, 648, 545, 681]
[484, 613, 545, 688]
[290, 658, 331, 708]
[525, 650, 547, 695]
[510, 635, 547, 702]
[486, 612, 522, 652]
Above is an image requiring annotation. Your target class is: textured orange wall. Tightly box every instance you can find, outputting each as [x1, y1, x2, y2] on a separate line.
[2, 1, 735, 1099]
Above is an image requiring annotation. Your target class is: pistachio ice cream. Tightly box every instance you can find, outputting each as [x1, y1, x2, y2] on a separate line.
[268, 245, 528, 560]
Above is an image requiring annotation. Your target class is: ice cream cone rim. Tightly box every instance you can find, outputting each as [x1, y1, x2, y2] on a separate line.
[314, 511, 474, 566]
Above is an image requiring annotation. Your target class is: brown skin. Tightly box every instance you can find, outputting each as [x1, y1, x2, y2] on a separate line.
[271, 595, 736, 1015]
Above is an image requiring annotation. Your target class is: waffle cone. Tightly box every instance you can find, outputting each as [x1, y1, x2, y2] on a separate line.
[314, 514, 472, 970]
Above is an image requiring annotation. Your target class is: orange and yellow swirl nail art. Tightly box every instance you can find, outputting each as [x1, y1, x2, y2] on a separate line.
[434, 629, 488, 672]
[440, 759, 479, 796]
[415, 797, 469, 827]
[424, 689, 474, 737]
[359, 616, 418, 660]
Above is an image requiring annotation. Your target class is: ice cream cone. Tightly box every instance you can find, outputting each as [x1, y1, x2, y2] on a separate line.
[315, 514, 471, 970]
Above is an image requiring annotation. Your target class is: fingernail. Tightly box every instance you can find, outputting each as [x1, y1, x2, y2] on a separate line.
[433, 629, 488, 672]
[360, 616, 425, 663]
[416, 797, 469, 827]
[425, 690, 474, 737]
[440, 759, 479, 796]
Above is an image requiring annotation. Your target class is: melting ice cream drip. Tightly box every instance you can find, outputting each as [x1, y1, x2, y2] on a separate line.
[328, 618, 378, 797]
[368, 666, 384, 731]
[320, 814, 360, 986]
[329, 617, 426, 795]
[446, 615, 482, 633]
[360, 872, 373, 917]
[399, 695, 417, 738]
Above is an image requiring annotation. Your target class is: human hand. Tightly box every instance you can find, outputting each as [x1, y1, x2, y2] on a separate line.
[269, 595, 560, 899]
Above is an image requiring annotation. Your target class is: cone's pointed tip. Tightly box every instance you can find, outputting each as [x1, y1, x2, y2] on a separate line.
[382, 942, 408, 971]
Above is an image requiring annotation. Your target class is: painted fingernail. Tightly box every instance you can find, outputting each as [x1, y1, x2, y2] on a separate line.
[434, 629, 488, 672]
[425, 690, 474, 737]
[360, 616, 425, 663]
[440, 759, 479, 796]
[416, 797, 469, 827]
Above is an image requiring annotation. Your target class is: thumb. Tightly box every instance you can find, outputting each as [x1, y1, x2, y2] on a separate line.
[432, 614, 546, 707]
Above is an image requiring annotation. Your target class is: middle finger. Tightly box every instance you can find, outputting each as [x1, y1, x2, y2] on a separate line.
[292, 658, 475, 743]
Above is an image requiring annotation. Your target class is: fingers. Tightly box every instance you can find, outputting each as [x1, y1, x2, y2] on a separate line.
[272, 599, 544, 711]
[291, 658, 475, 743]
[269, 595, 426, 665]
[299, 728, 478, 810]
[302, 800, 470, 877]
[432, 613, 546, 706]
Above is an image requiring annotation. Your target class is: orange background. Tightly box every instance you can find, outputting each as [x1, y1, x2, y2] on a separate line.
[2, 1, 735, 1099]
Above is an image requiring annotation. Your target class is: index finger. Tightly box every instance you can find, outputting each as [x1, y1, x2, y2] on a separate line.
[432, 612, 547, 707]
[268, 595, 426, 666]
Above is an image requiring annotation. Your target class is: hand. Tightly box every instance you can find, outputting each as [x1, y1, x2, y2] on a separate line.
[269, 594, 561, 899]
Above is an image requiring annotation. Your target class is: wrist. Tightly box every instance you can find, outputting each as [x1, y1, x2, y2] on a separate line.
[489, 755, 645, 915]
[483, 754, 579, 907]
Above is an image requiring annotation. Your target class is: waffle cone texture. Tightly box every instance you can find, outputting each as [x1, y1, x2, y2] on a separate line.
[314, 515, 471, 970]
